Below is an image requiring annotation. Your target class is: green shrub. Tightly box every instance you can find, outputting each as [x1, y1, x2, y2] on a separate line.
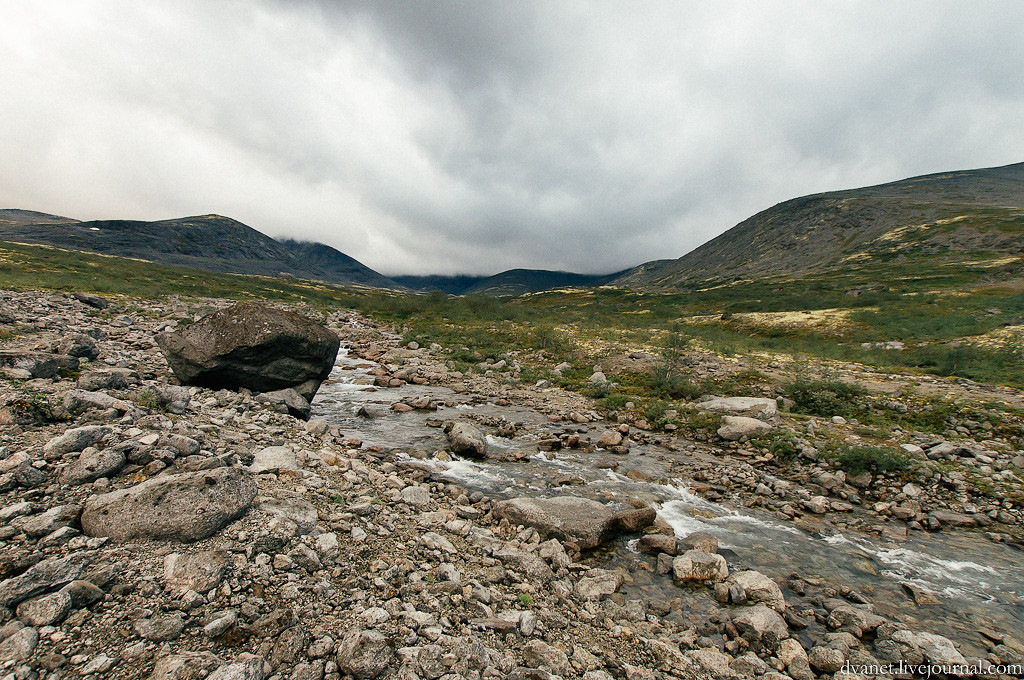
[784, 378, 867, 418]
[834, 445, 912, 475]
[596, 393, 632, 411]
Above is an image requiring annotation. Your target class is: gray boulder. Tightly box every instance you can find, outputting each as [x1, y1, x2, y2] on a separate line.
[81, 468, 257, 542]
[336, 629, 394, 679]
[725, 570, 787, 611]
[16, 589, 73, 626]
[0, 350, 79, 380]
[56, 333, 99, 360]
[717, 415, 773, 441]
[0, 552, 92, 608]
[164, 551, 229, 593]
[0, 626, 38, 663]
[61, 448, 126, 485]
[733, 604, 789, 651]
[255, 388, 311, 420]
[156, 302, 339, 402]
[249, 446, 299, 475]
[443, 421, 488, 458]
[672, 550, 729, 582]
[43, 425, 111, 458]
[71, 292, 109, 309]
[696, 396, 780, 424]
[492, 496, 655, 549]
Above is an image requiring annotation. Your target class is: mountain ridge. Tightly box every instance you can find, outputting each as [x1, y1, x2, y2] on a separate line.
[613, 161, 1024, 289]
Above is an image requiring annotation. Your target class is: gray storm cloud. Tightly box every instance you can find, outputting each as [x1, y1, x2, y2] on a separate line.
[1, 1, 1023, 275]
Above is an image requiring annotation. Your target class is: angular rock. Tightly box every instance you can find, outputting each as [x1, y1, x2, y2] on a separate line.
[256, 388, 311, 421]
[164, 551, 229, 593]
[71, 292, 109, 309]
[258, 495, 318, 535]
[575, 569, 623, 600]
[733, 604, 789, 651]
[206, 655, 265, 680]
[135, 613, 186, 641]
[63, 389, 135, 415]
[16, 589, 73, 626]
[696, 396, 780, 424]
[913, 631, 967, 666]
[522, 640, 569, 674]
[672, 550, 729, 582]
[61, 447, 126, 485]
[0, 350, 79, 380]
[678, 531, 718, 554]
[596, 430, 623, 448]
[57, 333, 99, 360]
[77, 368, 136, 391]
[443, 421, 488, 458]
[43, 425, 111, 458]
[149, 652, 223, 680]
[149, 651, 224, 680]
[249, 446, 298, 474]
[336, 629, 394, 679]
[0, 626, 38, 663]
[725, 570, 786, 611]
[81, 468, 257, 542]
[827, 604, 886, 637]
[637, 534, 678, 556]
[12, 504, 81, 538]
[492, 496, 653, 550]
[156, 302, 340, 402]
[0, 552, 92, 608]
[717, 415, 773, 441]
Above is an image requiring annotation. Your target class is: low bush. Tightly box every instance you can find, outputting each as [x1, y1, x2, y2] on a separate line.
[834, 445, 912, 475]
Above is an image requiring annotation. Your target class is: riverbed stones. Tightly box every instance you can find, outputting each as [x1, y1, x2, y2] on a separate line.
[724, 570, 786, 611]
[808, 645, 846, 673]
[81, 468, 257, 542]
[913, 631, 967, 666]
[492, 496, 654, 549]
[443, 420, 488, 458]
[575, 568, 623, 600]
[207, 654, 265, 680]
[255, 388, 312, 420]
[678, 531, 718, 554]
[637, 534, 678, 556]
[733, 604, 789, 651]
[156, 302, 340, 402]
[827, 604, 886, 637]
[673, 550, 729, 582]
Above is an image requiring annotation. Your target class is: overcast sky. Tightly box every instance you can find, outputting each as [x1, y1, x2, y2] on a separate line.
[2, 1, 1023, 276]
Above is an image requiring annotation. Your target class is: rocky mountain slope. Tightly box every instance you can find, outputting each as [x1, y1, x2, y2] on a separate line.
[0, 212, 401, 289]
[614, 162, 1024, 289]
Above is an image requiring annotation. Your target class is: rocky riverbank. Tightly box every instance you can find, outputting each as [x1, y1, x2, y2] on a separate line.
[1, 289, 1022, 680]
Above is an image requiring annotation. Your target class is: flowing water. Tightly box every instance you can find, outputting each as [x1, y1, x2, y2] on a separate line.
[314, 349, 1024, 655]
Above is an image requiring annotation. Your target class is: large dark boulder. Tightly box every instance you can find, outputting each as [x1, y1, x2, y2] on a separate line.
[156, 303, 340, 402]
